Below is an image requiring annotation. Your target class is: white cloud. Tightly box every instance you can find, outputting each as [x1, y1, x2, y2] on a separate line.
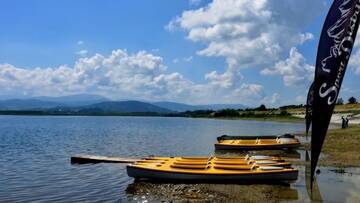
[76, 49, 88, 57]
[261, 93, 280, 105]
[172, 56, 193, 63]
[350, 31, 360, 75]
[295, 95, 306, 104]
[233, 83, 264, 100]
[349, 48, 360, 75]
[299, 33, 314, 44]
[0, 49, 271, 105]
[260, 47, 314, 86]
[172, 58, 179, 63]
[0, 50, 174, 100]
[165, 20, 179, 32]
[167, 0, 325, 88]
[77, 40, 84, 45]
[1, 1, 328, 106]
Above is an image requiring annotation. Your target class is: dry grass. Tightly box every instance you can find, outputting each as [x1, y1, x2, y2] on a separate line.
[319, 124, 360, 167]
[334, 103, 360, 112]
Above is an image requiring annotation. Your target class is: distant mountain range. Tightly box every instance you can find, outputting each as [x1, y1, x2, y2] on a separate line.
[0, 94, 247, 113]
[32, 94, 108, 106]
[50, 101, 172, 113]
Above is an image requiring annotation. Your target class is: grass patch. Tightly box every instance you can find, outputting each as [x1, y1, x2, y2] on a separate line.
[319, 124, 360, 167]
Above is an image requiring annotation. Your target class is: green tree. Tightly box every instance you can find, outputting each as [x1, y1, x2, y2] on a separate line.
[336, 98, 344, 105]
[257, 104, 267, 111]
[214, 109, 239, 117]
[348, 96, 358, 104]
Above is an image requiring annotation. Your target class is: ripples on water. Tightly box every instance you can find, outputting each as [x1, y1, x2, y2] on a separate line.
[0, 116, 358, 202]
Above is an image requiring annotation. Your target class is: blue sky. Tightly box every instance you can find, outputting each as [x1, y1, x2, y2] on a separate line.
[0, 0, 359, 106]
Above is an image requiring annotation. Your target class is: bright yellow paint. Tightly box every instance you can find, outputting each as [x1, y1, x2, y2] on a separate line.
[216, 138, 300, 147]
[128, 156, 298, 175]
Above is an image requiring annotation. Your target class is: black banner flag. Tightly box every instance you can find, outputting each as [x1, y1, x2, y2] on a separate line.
[310, 0, 360, 184]
[306, 82, 314, 139]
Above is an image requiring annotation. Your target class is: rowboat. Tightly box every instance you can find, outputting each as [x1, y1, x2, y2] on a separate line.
[215, 135, 301, 150]
[127, 156, 298, 182]
[217, 133, 295, 141]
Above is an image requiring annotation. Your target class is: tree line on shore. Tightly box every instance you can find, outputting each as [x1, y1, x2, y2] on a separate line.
[177, 104, 292, 119]
[336, 96, 358, 105]
[179, 96, 358, 118]
[0, 96, 357, 118]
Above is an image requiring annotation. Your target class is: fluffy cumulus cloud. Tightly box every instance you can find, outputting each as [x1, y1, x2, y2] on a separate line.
[260, 47, 314, 86]
[168, 0, 325, 87]
[0, 50, 269, 105]
[261, 93, 280, 105]
[0, 50, 190, 101]
[76, 49, 88, 57]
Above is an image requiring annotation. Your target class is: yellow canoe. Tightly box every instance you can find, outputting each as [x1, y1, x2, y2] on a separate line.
[127, 156, 298, 182]
[215, 137, 301, 150]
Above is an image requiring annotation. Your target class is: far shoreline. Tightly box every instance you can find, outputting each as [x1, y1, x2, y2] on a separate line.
[0, 110, 304, 122]
[1, 103, 358, 124]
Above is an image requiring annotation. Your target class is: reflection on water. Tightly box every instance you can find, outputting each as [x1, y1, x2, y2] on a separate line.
[0, 116, 359, 202]
[305, 151, 323, 202]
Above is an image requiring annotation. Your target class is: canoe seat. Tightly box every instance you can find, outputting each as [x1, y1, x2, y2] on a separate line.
[213, 160, 249, 165]
[249, 155, 273, 160]
[279, 138, 296, 144]
[254, 160, 277, 164]
[214, 164, 254, 170]
[173, 161, 209, 165]
[259, 166, 284, 170]
[179, 157, 209, 160]
[215, 156, 246, 160]
[276, 137, 281, 143]
[170, 164, 207, 170]
[214, 158, 247, 161]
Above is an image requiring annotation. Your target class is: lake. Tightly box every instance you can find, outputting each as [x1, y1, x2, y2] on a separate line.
[1, 116, 359, 202]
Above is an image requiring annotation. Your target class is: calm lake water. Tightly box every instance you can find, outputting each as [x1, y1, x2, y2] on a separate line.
[0, 116, 359, 202]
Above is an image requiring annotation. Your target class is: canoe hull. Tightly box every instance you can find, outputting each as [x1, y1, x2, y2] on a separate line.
[127, 166, 298, 182]
[217, 134, 295, 141]
[214, 143, 301, 150]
